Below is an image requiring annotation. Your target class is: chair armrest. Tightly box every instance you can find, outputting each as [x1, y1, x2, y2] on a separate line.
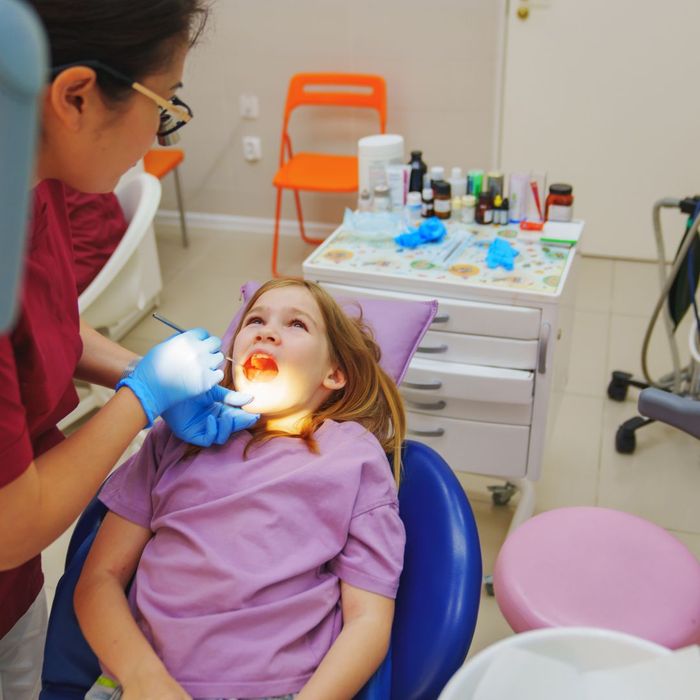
[638, 388, 700, 439]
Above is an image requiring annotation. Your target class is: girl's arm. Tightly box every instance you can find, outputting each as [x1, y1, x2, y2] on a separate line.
[74, 512, 191, 700]
[296, 581, 395, 700]
[75, 318, 139, 387]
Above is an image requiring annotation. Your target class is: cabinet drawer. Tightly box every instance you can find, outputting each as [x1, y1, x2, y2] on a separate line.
[321, 282, 541, 340]
[402, 357, 534, 405]
[406, 412, 529, 478]
[416, 329, 538, 370]
[401, 390, 533, 425]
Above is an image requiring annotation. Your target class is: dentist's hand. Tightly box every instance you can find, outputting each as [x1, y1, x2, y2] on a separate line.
[116, 328, 225, 425]
[163, 385, 260, 446]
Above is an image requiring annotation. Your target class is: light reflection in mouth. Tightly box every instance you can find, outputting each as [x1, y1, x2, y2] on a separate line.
[243, 352, 279, 383]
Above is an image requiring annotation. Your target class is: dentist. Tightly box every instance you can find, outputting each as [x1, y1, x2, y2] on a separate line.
[0, 2, 255, 697]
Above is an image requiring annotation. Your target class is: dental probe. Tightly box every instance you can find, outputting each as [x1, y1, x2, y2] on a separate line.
[152, 312, 235, 363]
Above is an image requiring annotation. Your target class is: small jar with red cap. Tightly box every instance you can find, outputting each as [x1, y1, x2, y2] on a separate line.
[545, 183, 574, 222]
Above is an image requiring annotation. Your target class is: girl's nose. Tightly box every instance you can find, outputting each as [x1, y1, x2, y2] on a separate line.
[255, 325, 280, 343]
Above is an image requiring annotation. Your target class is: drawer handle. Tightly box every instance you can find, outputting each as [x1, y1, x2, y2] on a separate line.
[538, 322, 551, 374]
[417, 344, 448, 354]
[403, 380, 443, 390]
[432, 314, 450, 324]
[408, 427, 445, 438]
[407, 399, 446, 411]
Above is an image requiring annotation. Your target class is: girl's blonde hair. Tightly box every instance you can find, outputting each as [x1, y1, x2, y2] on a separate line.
[219, 279, 405, 483]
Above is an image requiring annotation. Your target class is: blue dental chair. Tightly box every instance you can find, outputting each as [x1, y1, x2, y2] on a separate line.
[41, 440, 482, 700]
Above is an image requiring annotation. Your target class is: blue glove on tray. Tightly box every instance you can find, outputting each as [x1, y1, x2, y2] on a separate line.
[116, 328, 226, 426]
[394, 217, 447, 248]
[486, 237, 519, 271]
[163, 385, 260, 446]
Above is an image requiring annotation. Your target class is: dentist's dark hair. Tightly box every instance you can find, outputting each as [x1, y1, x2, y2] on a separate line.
[27, 0, 209, 101]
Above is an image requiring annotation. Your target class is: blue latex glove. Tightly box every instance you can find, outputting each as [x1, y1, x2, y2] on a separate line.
[394, 217, 447, 248]
[163, 385, 260, 446]
[117, 328, 226, 425]
[486, 237, 519, 271]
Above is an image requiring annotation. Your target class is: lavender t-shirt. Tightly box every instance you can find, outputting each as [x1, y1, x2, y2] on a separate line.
[99, 419, 405, 699]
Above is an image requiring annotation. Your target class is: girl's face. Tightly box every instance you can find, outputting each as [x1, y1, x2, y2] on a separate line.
[39, 43, 188, 192]
[232, 287, 346, 430]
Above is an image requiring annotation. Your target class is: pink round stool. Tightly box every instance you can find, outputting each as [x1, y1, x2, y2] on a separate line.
[493, 507, 700, 649]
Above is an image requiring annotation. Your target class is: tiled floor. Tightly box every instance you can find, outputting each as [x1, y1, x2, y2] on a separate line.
[42, 226, 700, 660]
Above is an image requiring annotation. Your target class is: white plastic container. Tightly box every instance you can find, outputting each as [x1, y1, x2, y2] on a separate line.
[358, 134, 404, 195]
[449, 166, 467, 198]
[438, 627, 670, 700]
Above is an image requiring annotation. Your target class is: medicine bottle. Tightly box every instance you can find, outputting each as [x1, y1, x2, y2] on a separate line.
[461, 194, 476, 224]
[475, 191, 493, 224]
[358, 188, 372, 212]
[449, 167, 467, 198]
[408, 150, 427, 192]
[405, 191, 423, 226]
[545, 183, 574, 222]
[372, 184, 391, 212]
[432, 180, 452, 220]
[429, 166, 445, 188]
[421, 184, 434, 218]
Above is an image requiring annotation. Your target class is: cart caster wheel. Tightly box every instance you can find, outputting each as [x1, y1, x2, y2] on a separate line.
[608, 371, 631, 402]
[491, 492, 511, 506]
[484, 574, 494, 597]
[488, 482, 517, 507]
[615, 426, 636, 454]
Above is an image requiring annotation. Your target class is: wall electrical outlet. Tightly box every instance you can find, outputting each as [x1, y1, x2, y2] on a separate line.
[242, 136, 262, 162]
[239, 94, 259, 119]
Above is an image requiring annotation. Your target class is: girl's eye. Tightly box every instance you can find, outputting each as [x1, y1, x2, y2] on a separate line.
[290, 318, 307, 330]
[245, 316, 263, 325]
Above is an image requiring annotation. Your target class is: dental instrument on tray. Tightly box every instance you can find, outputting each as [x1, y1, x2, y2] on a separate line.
[152, 312, 235, 363]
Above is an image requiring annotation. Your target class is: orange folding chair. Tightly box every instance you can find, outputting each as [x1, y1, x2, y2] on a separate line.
[271, 73, 386, 277]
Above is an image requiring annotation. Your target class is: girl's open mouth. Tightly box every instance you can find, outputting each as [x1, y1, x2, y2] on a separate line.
[243, 352, 279, 382]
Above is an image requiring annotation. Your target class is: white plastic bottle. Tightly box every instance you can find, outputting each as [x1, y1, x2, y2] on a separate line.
[448, 167, 467, 198]
[405, 191, 423, 226]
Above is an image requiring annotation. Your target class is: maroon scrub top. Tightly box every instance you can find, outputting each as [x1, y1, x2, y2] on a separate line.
[67, 186, 128, 296]
[0, 179, 82, 637]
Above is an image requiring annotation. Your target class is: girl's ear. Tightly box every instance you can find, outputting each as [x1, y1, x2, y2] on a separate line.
[323, 365, 347, 391]
[47, 67, 100, 131]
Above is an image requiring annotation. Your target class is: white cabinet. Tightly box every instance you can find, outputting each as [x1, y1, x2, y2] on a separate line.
[303, 220, 583, 525]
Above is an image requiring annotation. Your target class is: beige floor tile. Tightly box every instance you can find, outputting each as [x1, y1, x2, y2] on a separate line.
[565, 311, 610, 397]
[536, 394, 603, 511]
[606, 312, 694, 392]
[669, 529, 700, 560]
[465, 499, 515, 657]
[575, 256, 614, 313]
[152, 224, 220, 285]
[611, 259, 666, 317]
[598, 398, 700, 533]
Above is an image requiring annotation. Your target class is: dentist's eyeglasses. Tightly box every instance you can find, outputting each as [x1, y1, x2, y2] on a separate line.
[50, 60, 192, 146]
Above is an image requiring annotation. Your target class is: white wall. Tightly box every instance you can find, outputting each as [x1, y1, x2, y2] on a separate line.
[165, 0, 503, 224]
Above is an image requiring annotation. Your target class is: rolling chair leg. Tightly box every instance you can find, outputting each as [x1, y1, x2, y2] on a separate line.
[272, 187, 283, 278]
[172, 166, 189, 248]
[615, 416, 656, 454]
[293, 189, 324, 245]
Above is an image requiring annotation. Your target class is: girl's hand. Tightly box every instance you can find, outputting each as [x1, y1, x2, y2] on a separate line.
[121, 667, 191, 700]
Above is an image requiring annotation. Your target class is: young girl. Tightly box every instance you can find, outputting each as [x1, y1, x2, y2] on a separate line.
[75, 279, 407, 700]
